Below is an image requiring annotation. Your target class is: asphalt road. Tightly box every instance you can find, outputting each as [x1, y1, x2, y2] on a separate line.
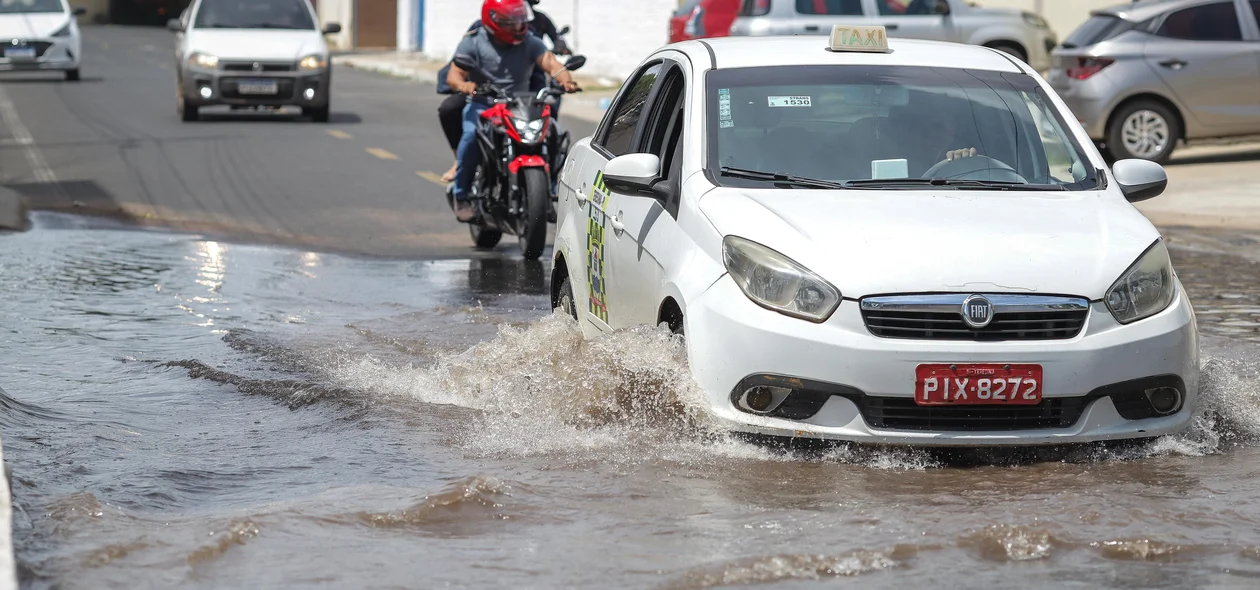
[0, 25, 596, 258]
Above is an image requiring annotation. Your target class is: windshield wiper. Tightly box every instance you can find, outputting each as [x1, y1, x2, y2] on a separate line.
[843, 178, 1066, 191]
[719, 167, 847, 190]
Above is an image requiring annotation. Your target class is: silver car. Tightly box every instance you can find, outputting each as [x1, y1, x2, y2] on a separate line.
[1049, 0, 1260, 163]
[729, 0, 1058, 71]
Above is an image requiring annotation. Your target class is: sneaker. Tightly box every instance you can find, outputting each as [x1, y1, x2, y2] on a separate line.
[454, 200, 476, 222]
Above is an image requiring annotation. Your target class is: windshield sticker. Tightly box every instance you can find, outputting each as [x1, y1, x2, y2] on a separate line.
[586, 171, 610, 324]
[768, 96, 811, 108]
[718, 88, 733, 128]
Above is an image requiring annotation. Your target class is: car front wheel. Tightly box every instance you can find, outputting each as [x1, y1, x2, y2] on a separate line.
[303, 105, 330, 123]
[1107, 100, 1180, 163]
[65, 69, 79, 82]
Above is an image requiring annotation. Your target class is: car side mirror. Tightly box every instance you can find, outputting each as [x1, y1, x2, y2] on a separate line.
[563, 55, 586, 72]
[603, 154, 662, 196]
[166, 18, 184, 32]
[322, 22, 342, 35]
[1112, 159, 1167, 203]
[935, 0, 951, 15]
[558, 25, 570, 35]
[72, 6, 86, 15]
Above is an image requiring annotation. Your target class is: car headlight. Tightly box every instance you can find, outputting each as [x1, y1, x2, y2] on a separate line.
[722, 235, 841, 322]
[188, 52, 218, 69]
[513, 118, 544, 143]
[298, 55, 327, 70]
[1022, 11, 1050, 29]
[51, 22, 71, 37]
[1105, 240, 1175, 324]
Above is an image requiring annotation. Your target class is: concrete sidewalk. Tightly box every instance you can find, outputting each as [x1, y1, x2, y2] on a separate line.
[334, 52, 621, 125]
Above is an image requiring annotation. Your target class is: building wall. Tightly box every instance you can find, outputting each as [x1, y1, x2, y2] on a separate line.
[422, 0, 679, 82]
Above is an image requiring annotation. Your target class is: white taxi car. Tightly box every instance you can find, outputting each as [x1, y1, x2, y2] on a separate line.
[550, 26, 1199, 447]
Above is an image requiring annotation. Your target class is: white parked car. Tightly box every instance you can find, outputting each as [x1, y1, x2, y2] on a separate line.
[167, 0, 340, 122]
[550, 26, 1199, 446]
[730, 0, 1058, 72]
[0, 0, 85, 81]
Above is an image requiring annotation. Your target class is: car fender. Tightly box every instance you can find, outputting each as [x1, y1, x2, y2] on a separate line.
[1097, 85, 1192, 140]
[661, 173, 728, 322]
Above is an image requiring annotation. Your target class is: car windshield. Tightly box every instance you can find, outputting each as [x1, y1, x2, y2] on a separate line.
[708, 65, 1100, 190]
[193, 0, 315, 30]
[0, 0, 64, 14]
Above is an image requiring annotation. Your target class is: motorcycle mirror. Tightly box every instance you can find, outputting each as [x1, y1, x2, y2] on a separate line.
[558, 25, 570, 35]
[452, 54, 479, 73]
[563, 55, 587, 72]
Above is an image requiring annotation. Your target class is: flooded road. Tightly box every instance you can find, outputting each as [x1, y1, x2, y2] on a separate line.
[3, 216, 1260, 589]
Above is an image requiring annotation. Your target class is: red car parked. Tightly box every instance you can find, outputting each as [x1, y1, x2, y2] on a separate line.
[669, 0, 740, 43]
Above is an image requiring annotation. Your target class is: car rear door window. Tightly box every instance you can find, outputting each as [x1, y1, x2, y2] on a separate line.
[876, 0, 936, 16]
[1251, 1, 1260, 30]
[598, 63, 663, 157]
[795, 0, 863, 15]
[739, 0, 771, 16]
[1156, 1, 1242, 41]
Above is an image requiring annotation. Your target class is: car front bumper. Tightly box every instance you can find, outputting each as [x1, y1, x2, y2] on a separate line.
[686, 275, 1200, 446]
[0, 37, 79, 72]
[181, 65, 330, 108]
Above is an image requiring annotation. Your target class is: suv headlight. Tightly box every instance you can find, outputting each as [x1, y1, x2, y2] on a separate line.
[513, 118, 544, 143]
[188, 52, 218, 69]
[1105, 240, 1175, 324]
[722, 235, 841, 322]
[1022, 11, 1050, 29]
[298, 55, 327, 70]
[51, 22, 71, 37]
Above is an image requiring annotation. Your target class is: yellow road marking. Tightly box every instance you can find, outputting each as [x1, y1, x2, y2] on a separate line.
[326, 130, 352, 140]
[365, 147, 398, 160]
[416, 171, 447, 186]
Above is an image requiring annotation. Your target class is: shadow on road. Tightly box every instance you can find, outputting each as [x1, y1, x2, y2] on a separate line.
[1166, 147, 1260, 167]
[192, 112, 364, 124]
[0, 75, 104, 84]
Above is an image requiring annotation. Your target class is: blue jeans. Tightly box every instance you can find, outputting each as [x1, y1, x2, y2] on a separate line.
[453, 101, 490, 201]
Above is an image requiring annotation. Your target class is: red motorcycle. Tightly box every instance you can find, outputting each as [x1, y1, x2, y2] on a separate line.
[447, 54, 586, 260]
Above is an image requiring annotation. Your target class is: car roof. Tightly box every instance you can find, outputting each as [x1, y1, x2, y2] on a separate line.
[666, 35, 1025, 74]
[1093, 0, 1192, 22]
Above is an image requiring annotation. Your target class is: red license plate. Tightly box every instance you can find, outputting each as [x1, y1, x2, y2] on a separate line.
[914, 364, 1043, 406]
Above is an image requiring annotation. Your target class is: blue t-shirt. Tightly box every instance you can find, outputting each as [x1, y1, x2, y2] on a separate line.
[453, 27, 549, 97]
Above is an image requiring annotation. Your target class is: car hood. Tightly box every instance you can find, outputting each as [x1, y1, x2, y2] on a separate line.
[697, 188, 1161, 300]
[0, 13, 72, 39]
[186, 29, 326, 61]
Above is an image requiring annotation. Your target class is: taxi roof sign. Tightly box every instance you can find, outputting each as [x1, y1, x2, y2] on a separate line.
[828, 25, 890, 53]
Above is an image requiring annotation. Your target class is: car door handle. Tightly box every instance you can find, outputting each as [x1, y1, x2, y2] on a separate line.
[1159, 59, 1187, 70]
[610, 215, 625, 234]
[804, 25, 819, 32]
[883, 23, 900, 30]
[575, 187, 588, 206]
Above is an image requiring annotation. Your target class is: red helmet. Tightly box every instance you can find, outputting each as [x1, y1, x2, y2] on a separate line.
[482, 0, 531, 46]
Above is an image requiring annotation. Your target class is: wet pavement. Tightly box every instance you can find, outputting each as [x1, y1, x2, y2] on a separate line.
[1, 215, 1259, 589]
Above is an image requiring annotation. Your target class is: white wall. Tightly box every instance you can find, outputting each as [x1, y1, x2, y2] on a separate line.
[422, 0, 679, 82]
[318, 0, 356, 50]
[974, 0, 1124, 39]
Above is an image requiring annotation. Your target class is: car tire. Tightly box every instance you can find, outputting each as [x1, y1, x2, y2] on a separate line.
[64, 69, 79, 82]
[986, 42, 1027, 64]
[179, 98, 198, 122]
[304, 105, 330, 123]
[557, 276, 577, 321]
[470, 223, 502, 249]
[1107, 100, 1180, 164]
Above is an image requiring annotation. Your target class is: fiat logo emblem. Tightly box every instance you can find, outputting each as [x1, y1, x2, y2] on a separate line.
[961, 295, 993, 329]
[252, 62, 263, 71]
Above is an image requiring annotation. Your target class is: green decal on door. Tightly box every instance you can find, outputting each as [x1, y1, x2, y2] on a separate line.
[586, 171, 611, 323]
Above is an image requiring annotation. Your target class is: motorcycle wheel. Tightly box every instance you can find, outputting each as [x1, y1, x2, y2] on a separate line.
[470, 223, 502, 249]
[518, 168, 549, 260]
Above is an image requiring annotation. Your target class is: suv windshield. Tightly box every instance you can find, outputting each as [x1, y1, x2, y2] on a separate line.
[708, 65, 1099, 190]
[193, 0, 315, 30]
[0, 0, 64, 14]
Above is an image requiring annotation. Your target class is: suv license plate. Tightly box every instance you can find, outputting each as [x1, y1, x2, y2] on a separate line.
[914, 364, 1043, 406]
[7, 47, 35, 59]
[238, 79, 278, 95]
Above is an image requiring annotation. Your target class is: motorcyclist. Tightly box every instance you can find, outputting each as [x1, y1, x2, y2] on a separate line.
[447, 0, 579, 222]
[437, 0, 570, 182]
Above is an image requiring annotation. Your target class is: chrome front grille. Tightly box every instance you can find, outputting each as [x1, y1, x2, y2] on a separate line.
[860, 294, 1090, 341]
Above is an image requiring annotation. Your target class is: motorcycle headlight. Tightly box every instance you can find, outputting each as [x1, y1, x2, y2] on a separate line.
[722, 235, 841, 322]
[298, 54, 327, 70]
[1022, 11, 1049, 29]
[51, 22, 71, 37]
[1105, 240, 1175, 324]
[513, 118, 543, 143]
[188, 52, 218, 69]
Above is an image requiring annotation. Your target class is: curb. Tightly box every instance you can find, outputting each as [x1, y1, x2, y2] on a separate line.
[0, 188, 27, 232]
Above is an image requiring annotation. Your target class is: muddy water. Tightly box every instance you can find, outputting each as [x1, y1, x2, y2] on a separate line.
[3, 215, 1260, 589]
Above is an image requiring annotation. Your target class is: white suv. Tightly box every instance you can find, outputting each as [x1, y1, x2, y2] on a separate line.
[729, 0, 1058, 71]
